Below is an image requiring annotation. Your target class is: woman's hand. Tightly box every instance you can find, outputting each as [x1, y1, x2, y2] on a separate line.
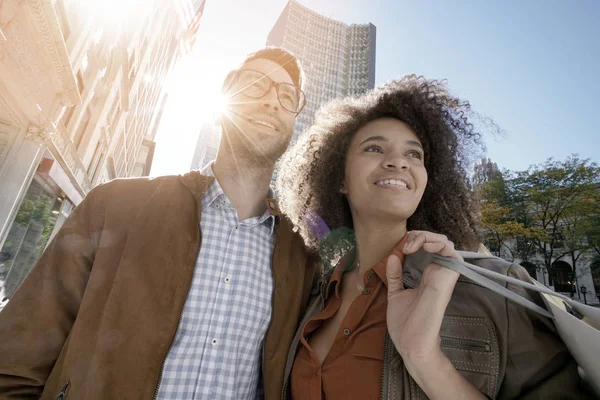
[385, 231, 485, 399]
[386, 230, 461, 363]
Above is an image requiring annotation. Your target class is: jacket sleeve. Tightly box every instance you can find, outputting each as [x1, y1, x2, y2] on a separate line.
[498, 264, 596, 399]
[0, 184, 104, 398]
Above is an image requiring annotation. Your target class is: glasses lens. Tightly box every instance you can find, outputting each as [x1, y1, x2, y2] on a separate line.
[277, 83, 298, 111]
[237, 70, 270, 98]
[278, 83, 305, 113]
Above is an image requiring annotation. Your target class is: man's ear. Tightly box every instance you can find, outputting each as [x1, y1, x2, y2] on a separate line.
[221, 70, 237, 97]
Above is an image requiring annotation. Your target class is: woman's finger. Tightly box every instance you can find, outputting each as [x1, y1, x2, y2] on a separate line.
[386, 254, 404, 297]
[422, 241, 461, 260]
[403, 231, 449, 253]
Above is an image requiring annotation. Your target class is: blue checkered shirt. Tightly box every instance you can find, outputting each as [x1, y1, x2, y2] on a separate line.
[156, 164, 276, 399]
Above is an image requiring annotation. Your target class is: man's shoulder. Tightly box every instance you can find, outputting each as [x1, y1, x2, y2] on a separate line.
[85, 171, 212, 209]
[93, 171, 208, 195]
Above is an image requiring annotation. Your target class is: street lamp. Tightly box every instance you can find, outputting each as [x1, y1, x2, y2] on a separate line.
[580, 285, 588, 305]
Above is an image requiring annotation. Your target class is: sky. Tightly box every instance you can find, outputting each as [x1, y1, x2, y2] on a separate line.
[151, 0, 600, 176]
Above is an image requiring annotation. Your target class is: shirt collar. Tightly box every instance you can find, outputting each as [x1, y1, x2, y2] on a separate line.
[200, 162, 227, 210]
[200, 162, 278, 235]
[325, 234, 409, 297]
[373, 235, 409, 288]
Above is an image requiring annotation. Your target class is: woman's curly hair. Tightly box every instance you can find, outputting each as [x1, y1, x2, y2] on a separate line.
[277, 75, 489, 253]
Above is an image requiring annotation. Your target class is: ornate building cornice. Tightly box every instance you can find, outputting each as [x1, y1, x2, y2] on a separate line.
[24, 124, 51, 143]
[27, 0, 81, 106]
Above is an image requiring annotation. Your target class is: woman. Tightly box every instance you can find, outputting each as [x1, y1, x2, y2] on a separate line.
[276, 76, 590, 399]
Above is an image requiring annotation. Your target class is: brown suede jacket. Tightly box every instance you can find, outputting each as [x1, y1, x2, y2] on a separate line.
[0, 171, 317, 400]
[281, 254, 595, 399]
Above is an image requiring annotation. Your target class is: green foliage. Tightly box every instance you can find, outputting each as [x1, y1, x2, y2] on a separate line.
[14, 200, 35, 226]
[478, 155, 600, 277]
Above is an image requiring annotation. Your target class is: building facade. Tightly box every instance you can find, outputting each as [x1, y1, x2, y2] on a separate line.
[500, 241, 600, 306]
[0, 0, 205, 304]
[473, 157, 501, 187]
[267, 0, 376, 141]
[190, 122, 220, 170]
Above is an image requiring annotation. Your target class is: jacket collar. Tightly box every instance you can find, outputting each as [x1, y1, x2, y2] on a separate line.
[178, 170, 281, 216]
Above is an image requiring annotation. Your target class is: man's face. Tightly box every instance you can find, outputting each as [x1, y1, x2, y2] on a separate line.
[221, 58, 299, 163]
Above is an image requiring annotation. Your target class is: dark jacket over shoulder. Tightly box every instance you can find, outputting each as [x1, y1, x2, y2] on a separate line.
[282, 254, 593, 399]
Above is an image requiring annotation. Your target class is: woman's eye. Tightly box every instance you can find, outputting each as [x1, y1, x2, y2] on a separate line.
[364, 145, 383, 153]
[408, 150, 423, 159]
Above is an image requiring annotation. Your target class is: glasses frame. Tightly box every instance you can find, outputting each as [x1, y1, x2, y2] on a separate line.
[234, 69, 306, 115]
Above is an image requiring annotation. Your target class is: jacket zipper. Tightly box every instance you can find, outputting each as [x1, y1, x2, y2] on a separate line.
[380, 334, 391, 400]
[440, 337, 491, 352]
[380, 277, 416, 400]
[152, 234, 201, 400]
[56, 381, 70, 400]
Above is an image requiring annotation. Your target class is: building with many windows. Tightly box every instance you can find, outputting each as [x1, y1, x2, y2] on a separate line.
[0, 0, 206, 304]
[190, 122, 220, 170]
[267, 0, 376, 141]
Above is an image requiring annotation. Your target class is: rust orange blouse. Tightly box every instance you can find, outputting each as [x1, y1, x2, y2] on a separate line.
[290, 237, 407, 399]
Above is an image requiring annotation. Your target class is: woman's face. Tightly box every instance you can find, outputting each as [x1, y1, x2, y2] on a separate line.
[342, 117, 428, 223]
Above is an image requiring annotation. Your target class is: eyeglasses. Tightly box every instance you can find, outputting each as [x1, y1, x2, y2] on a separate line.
[233, 69, 306, 115]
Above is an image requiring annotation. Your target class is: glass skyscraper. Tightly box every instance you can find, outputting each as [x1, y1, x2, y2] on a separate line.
[267, 0, 377, 141]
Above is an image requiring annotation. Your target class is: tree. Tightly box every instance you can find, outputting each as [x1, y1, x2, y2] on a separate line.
[585, 210, 600, 258]
[30, 195, 56, 256]
[14, 200, 35, 226]
[555, 192, 600, 294]
[510, 156, 600, 287]
[480, 201, 539, 259]
[478, 170, 541, 261]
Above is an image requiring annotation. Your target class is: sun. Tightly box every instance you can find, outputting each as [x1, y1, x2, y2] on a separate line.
[212, 92, 231, 118]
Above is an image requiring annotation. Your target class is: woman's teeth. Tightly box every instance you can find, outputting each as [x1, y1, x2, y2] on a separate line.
[376, 179, 407, 188]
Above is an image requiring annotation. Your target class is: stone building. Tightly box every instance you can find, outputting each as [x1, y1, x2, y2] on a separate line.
[0, 0, 206, 303]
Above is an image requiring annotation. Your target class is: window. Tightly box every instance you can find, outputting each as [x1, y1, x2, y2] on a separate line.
[592, 260, 600, 296]
[521, 262, 538, 279]
[0, 174, 71, 302]
[73, 109, 91, 149]
[550, 261, 573, 293]
[62, 106, 75, 127]
[76, 71, 84, 94]
[88, 140, 105, 182]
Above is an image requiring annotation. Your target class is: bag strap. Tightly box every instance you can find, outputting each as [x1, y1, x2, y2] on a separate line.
[429, 251, 588, 320]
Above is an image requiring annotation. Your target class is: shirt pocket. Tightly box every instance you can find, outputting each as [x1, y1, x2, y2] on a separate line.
[438, 316, 500, 398]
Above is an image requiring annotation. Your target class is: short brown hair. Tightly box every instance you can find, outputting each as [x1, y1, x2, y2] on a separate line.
[222, 47, 305, 92]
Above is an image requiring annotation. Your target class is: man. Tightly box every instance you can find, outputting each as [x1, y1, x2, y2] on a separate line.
[0, 47, 317, 399]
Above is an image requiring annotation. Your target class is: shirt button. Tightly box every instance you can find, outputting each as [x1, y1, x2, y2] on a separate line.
[364, 288, 371, 295]
[234, 225, 239, 230]
[367, 272, 375, 281]
[343, 328, 351, 336]
[211, 338, 219, 346]
[224, 276, 231, 283]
